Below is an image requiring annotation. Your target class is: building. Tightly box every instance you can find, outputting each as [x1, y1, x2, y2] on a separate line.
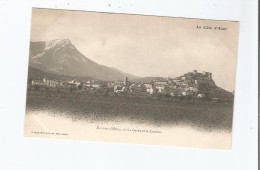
[32, 80, 45, 86]
[114, 81, 125, 85]
[202, 71, 212, 79]
[143, 83, 153, 89]
[85, 81, 91, 87]
[154, 81, 168, 85]
[107, 82, 115, 88]
[123, 77, 129, 86]
[115, 77, 129, 86]
[197, 94, 205, 98]
[114, 85, 125, 93]
[129, 84, 146, 93]
[189, 86, 198, 92]
[43, 78, 59, 87]
[147, 87, 154, 94]
[155, 85, 170, 94]
[92, 84, 100, 89]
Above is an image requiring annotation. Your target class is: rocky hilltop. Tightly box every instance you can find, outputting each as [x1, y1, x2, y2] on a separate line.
[173, 70, 233, 99]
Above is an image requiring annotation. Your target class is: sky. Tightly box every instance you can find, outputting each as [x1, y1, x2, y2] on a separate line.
[30, 8, 239, 91]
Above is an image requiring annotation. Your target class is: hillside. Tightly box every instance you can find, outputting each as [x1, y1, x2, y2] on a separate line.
[27, 67, 93, 82]
[176, 71, 234, 99]
[133, 72, 233, 100]
[133, 77, 167, 83]
[29, 39, 138, 81]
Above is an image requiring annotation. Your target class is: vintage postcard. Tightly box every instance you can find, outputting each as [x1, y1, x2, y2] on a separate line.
[24, 8, 239, 149]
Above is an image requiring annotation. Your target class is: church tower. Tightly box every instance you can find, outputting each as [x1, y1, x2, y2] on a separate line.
[124, 77, 129, 86]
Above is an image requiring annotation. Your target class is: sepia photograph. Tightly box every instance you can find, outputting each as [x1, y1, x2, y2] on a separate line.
[24, 8, 239, 149]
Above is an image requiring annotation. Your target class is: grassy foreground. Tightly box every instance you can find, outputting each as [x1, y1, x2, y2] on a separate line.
[25, 90, 234, 132]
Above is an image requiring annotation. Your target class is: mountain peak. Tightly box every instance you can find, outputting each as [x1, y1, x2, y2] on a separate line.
[61, 39, 71, 44]
[44, 39, 71, 50]
[29, 39, 138, 81]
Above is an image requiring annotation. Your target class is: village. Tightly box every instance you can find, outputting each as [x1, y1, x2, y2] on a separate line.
[30, 70, 215, 99]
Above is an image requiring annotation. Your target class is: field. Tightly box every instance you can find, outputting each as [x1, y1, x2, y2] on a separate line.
[25, 89, 234, 132]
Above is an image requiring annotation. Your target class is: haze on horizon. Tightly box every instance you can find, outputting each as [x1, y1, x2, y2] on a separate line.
[30, 8, 239, 91]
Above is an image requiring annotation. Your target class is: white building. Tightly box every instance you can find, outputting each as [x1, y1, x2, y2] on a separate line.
[114, 85, 125, 93]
